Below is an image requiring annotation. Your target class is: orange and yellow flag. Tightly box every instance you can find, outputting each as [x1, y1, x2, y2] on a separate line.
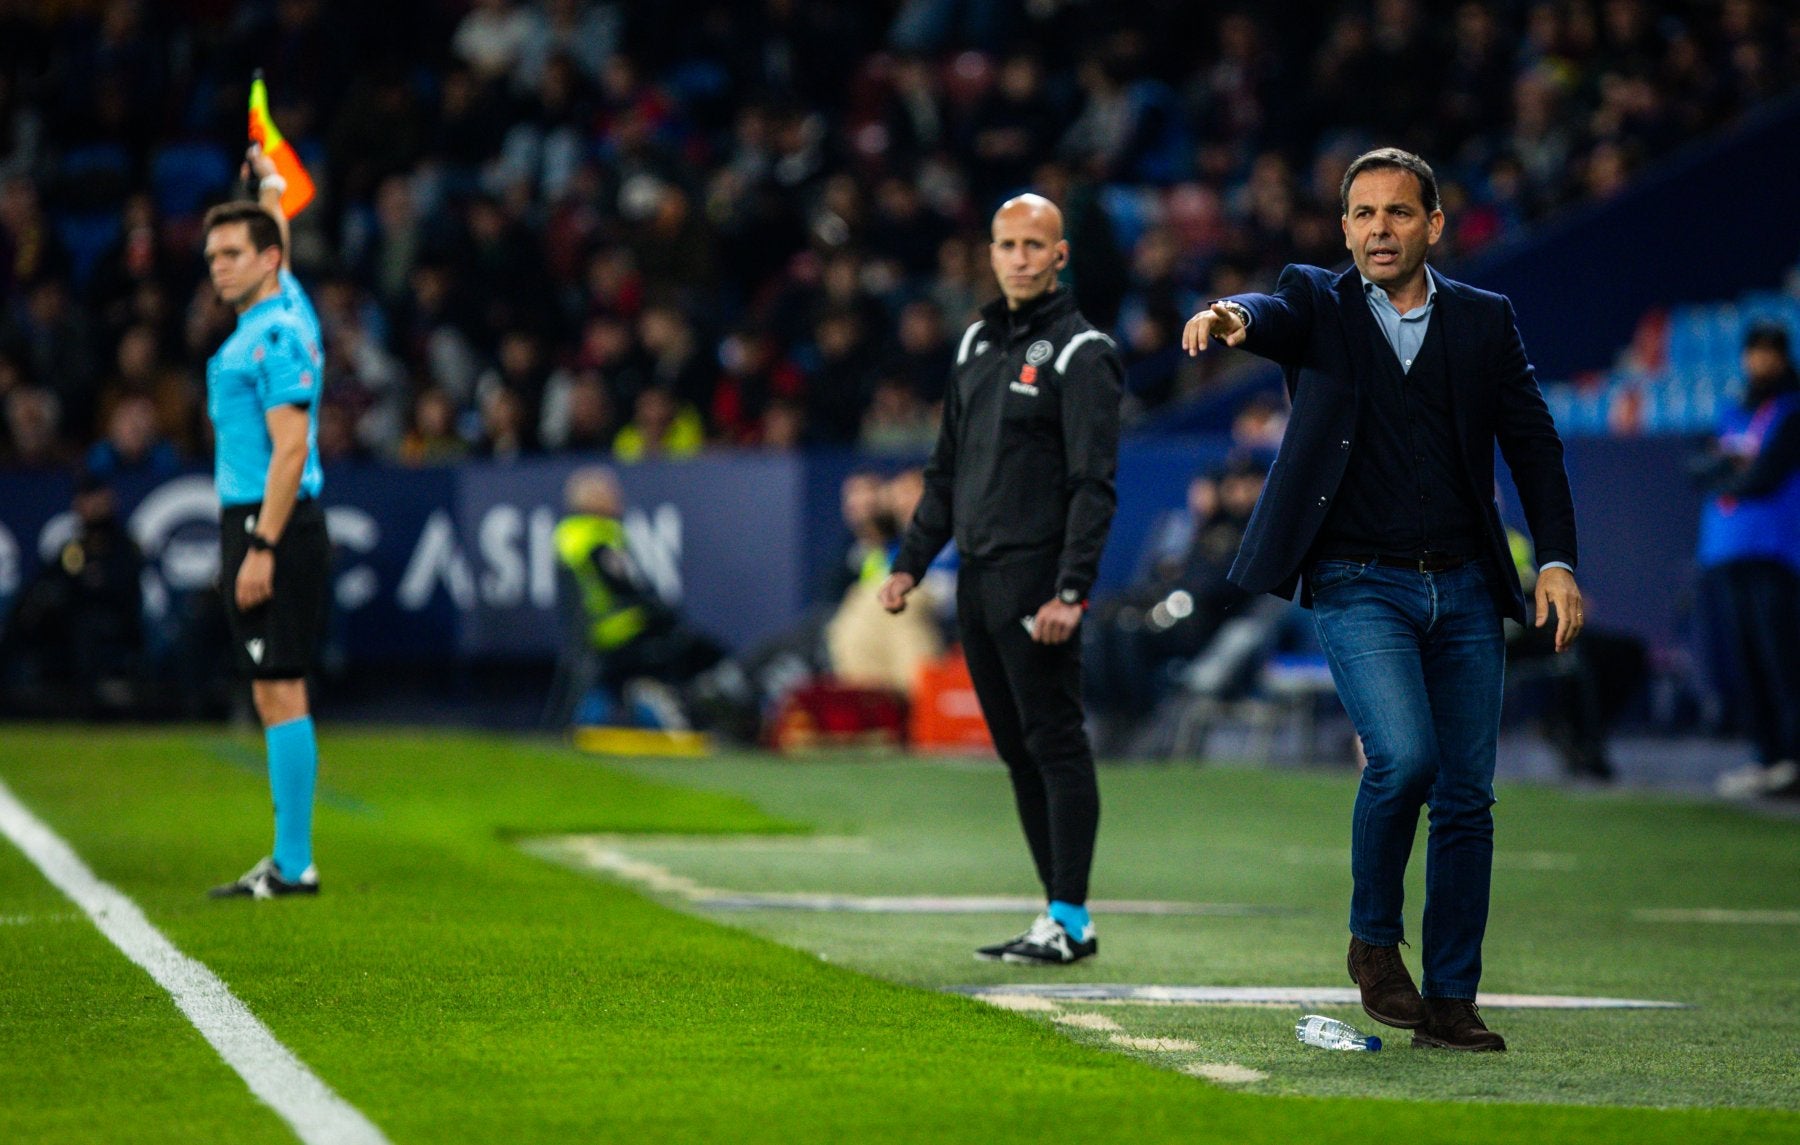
[248, 72, 316, 218]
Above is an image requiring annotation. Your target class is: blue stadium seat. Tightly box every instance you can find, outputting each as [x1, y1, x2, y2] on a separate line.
[54, 211, 121, 290]
[56, 142, 131, 212]
[59, 142, 130, 183]
[151, 142, 233, 217]
[1099, 185, 1160, 254]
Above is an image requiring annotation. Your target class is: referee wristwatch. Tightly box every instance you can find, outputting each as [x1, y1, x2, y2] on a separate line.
[1057, 587, 1083, 606]
[246, 533, 276, 553]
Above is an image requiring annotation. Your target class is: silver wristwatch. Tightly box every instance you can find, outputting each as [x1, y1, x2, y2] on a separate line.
[1211, 299, 1251, 333]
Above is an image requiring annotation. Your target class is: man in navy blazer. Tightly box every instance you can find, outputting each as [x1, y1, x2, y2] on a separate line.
[1183, 148, 1584, 1052]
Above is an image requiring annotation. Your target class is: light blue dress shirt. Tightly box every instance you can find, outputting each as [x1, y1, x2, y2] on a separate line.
[1360, 266, 1437, 374]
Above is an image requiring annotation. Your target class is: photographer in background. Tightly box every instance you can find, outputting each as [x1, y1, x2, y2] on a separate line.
[0, 472, 144, 715]
[1694, 323, 1800, 800]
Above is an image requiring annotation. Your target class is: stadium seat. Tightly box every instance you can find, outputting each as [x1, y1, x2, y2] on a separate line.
[151, 142, 233, 218]
[53, 211, 122, 290]
[56, 143, 131, 211]
[1099, 185, 1162, 254]
[1160, 603, 1347, 765]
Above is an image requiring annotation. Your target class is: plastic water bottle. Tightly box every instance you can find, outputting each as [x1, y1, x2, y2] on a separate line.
[1294, 1014, 1381, 1052]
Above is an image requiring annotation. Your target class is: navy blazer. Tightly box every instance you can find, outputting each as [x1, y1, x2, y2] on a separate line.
[1224, 264, 1577, 625]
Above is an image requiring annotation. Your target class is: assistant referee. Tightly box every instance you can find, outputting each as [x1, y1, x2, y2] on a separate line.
[204, 148, 330, 900]
[879, 193, 1122, 965]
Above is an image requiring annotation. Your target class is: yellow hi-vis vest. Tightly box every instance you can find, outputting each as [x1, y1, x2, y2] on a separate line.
[553, 514, 649, 651]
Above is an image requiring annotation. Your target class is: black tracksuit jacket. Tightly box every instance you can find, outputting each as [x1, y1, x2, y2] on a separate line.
[894, 288, 1123, 598]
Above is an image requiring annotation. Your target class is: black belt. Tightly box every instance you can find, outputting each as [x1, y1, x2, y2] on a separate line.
[1326, 552, 1474, 573]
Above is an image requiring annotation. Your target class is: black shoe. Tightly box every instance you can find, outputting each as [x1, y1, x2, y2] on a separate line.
[975, 912, 1048, 962]
[208, 857, 320, 900]
[1000, 914, 1097, 965]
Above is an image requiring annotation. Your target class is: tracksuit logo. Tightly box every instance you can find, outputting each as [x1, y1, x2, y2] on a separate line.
[1012, 340, 1053, 396]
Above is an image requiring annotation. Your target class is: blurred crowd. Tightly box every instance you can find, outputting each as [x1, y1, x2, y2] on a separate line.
[0, 0, 1795, 473]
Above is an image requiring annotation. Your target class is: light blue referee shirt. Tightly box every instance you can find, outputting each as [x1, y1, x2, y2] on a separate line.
[207, 268, 325, 507]
[1360, 265, 1437, 374]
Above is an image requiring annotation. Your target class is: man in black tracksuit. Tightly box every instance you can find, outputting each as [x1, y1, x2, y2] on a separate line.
[880, 193, 1122, 965]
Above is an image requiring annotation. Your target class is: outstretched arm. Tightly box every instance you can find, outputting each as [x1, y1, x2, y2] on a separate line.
[1182, 264, 1315, 366]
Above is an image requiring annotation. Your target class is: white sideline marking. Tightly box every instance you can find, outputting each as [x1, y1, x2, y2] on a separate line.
[1184, 1062, 1268, 1084]
[530, 835, 1284, 916]
[700, 893, 1278, 915]
[618, 834, 874, 853]
[1053, 1012, 1122, 1032]
[1282, 846, 1579, 872]
[0, 778, 389, 1145]
[952, 984, 1687, 1010]
[1634, 908, 1800, 925]
[1111, 1035, 1199, 1052]
[977, 993, 1060, 1014]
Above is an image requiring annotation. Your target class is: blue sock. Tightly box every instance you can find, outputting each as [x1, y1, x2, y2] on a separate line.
[1048, 900, 1091, 941]
[266, 716, 317, 881]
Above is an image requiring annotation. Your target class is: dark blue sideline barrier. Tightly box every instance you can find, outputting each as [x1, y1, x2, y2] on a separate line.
[0, 455, 804, 665]
[0, 436, 1705, 666]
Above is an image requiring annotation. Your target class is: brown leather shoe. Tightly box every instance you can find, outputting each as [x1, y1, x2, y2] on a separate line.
[1347, 937, 1427, 1029]
[1412, 998, 1507, 1052]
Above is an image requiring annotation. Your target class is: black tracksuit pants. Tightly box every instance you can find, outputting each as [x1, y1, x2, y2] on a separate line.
[957, 558, 1099, 905]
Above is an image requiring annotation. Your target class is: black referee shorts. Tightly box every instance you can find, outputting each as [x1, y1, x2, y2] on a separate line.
[220, 500, 330, 680]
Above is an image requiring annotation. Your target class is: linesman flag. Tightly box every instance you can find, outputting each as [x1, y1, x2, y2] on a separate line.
[248, 70, 316, 218]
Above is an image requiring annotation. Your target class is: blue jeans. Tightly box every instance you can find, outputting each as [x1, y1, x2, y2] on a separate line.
[1310, 559, 1504, 999]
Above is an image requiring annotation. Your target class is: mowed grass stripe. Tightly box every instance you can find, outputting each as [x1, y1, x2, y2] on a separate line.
[0, 727, 1791, 1144]
[0, 777, 389, 1145]
[0, 803, 297, 1145]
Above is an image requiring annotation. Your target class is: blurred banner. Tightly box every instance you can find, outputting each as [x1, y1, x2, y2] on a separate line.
[0, 440, 1703, 665]
[0, 455, 805, 664]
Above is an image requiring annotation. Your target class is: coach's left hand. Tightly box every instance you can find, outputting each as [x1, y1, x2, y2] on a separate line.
[1535, 566, 1583, 653]
[237, 550, 274, 610]
[1031, 598, 1084, 645]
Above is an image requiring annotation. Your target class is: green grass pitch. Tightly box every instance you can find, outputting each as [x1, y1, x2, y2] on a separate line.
[0, 725, 1795, 1143]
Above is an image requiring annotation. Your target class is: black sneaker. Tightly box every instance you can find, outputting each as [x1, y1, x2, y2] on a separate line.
[1001, 914, 1097, 965]
[975, 912, 1049, 961]
[208, 857, 320, 900]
